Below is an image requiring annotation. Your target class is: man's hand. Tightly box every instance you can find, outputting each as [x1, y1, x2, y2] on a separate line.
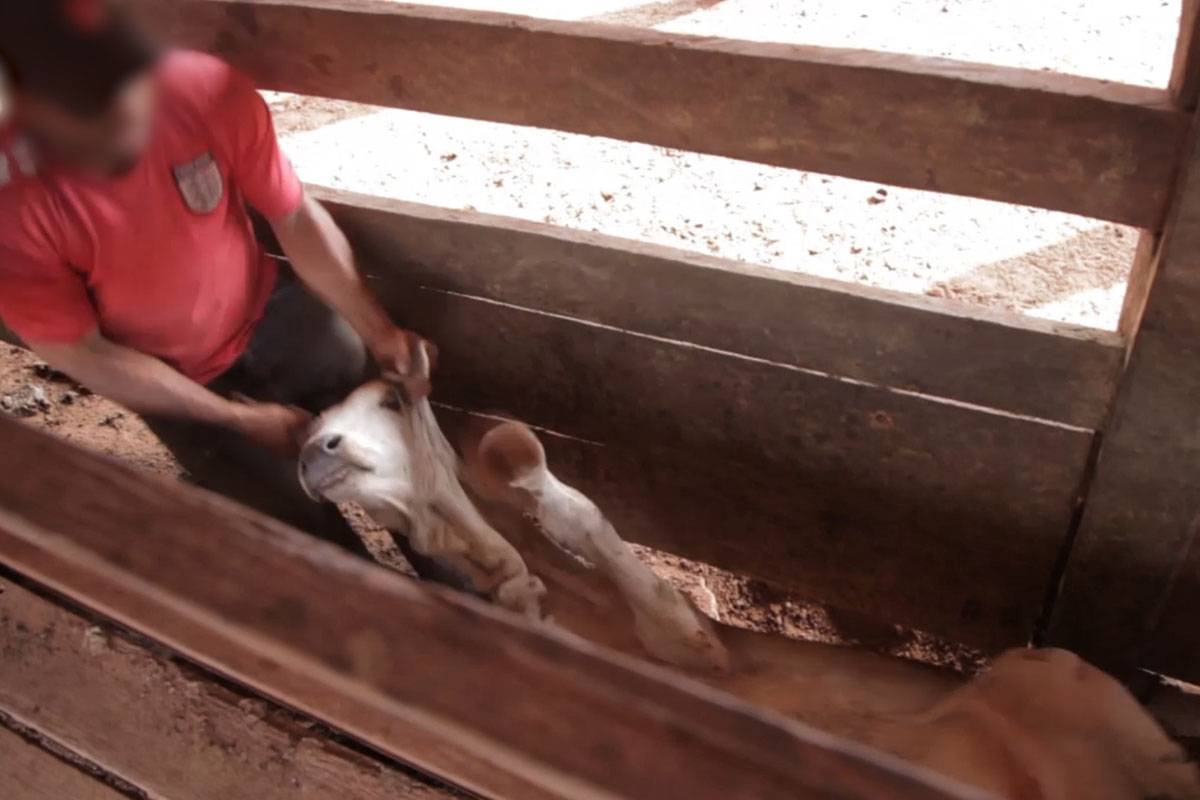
[370, 326, 437, 400]
[271, 196, 436, 399]
[227, 399, 312, 459]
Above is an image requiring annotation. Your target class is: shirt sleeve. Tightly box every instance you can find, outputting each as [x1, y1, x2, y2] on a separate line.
[0, 230, 97, 344]
[218, 72, 304, 221]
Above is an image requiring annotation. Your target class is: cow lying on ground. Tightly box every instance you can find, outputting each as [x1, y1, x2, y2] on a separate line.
[298, 364, 1200, 800]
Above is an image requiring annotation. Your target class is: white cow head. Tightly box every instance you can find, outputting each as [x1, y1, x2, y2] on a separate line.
[298, 342, 545, 619]
[298, 378, 420, 508]
[299, 340, 437, 511]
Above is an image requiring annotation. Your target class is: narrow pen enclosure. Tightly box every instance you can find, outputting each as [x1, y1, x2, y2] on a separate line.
[4, 1, 1200, 797]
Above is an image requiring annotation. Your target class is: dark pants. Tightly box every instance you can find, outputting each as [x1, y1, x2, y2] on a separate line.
[145, 272, 373, 556]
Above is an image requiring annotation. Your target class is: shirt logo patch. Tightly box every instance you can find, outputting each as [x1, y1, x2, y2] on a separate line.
[172, 152, 224, 214]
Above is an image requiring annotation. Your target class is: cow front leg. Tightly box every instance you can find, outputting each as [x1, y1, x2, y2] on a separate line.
[375, 496, 543, 619]
[472, 422, 729, 673]
[427, 497, 545, 620]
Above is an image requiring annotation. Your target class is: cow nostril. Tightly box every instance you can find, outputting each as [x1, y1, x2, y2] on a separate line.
[323, 435, 342, 453]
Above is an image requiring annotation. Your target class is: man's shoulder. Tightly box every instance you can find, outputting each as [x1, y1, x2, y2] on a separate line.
[159, 50, 257, 116]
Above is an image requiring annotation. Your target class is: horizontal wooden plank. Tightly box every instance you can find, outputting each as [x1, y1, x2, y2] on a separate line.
[320, 187, 1124, 428]
[1141, 16, 1200, 687]
[0, 417, 988, 800]
[127, 0, 1187, 227]
[378, 283, 1092, 649]
[0, 724, 129, 800]
[513, 428, 1078, 654]
[0, 539, 561, 800]
[0, 577, 461, 800]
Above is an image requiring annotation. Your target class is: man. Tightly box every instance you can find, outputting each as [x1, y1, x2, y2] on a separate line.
[0, 0, 426, 556]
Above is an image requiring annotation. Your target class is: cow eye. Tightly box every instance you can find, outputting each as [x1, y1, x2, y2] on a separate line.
[380, 388, 405, 412]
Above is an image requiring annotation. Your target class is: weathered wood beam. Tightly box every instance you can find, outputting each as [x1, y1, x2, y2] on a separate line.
[1045, 0, 1200, 684]
[1119, 0, 1200, 339]
[124, 0, 1187, 228]
[0, 577, 463, 800]
[524, 424, 1084, 652]
[377, 281, 1091, 650]
[317, 187, 1124, 429]
[0, 417, 988, 800]
[0, 723, 130, 800]
[1047, 109, 1200, 682]
[1173, 0, 1200, 111]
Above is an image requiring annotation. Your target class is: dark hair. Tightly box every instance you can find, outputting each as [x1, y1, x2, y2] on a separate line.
[0, 0, 159, 117]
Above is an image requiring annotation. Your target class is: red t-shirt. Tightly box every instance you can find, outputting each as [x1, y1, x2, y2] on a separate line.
[0, 50, 303, 383]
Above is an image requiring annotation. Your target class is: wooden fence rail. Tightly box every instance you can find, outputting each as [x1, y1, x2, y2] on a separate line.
[125, 0, 1188, 228]
[316, 187, 1124, 429]
[1044, 1, 1200, 685]
[0, 724, 129, 800]
[0, 576, 462, 800]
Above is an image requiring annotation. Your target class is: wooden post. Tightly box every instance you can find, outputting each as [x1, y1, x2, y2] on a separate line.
[1173, 0, 1200, 112]
[1046, 1, 1200, 682]
[1046, 149, 1200, 673]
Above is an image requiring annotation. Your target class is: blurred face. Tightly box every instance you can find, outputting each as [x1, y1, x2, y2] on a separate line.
[18, 70, 156, 176]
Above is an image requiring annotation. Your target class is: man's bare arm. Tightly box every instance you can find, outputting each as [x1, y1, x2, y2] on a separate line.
[270, 194, 421, 378]
[30, 332, 308, 455]
[270, 195, 392, 344]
